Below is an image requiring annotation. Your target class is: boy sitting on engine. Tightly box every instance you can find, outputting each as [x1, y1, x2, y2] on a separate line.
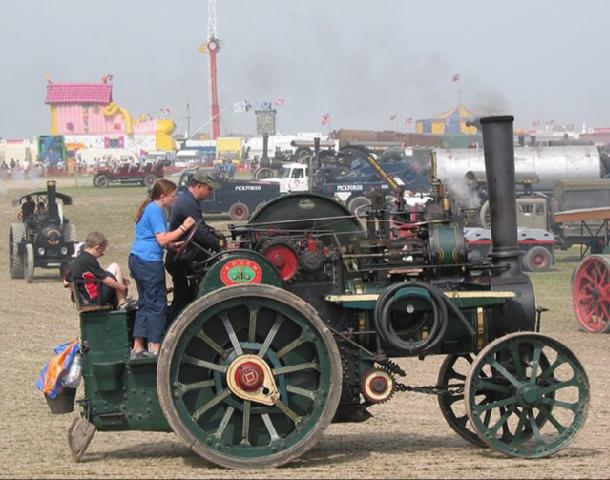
[67, 231, 131, 309]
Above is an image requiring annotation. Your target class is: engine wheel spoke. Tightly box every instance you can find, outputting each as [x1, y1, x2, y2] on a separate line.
[195, 331, 227, 358]
[276, 335, 305, 359]
[192, 389, 231, 421]
[176, 379, 215, 396]
[221, 312, 242, 356]
[273, 362, 319, 376]
[258, 315, 283, 358]
[248, 307, 259, 343]
[286, 384, 316, 400]
[182, 355, 228, 373]
[241, 400, 251, 446]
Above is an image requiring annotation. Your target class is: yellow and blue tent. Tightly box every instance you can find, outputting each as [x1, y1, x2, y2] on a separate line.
[416, 104, 478, 135]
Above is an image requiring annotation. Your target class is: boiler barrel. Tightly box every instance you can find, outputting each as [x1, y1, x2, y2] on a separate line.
[435, 144, 601, 190]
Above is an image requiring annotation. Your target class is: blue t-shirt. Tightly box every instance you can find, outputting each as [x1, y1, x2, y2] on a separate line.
[131, 202, 167, 261]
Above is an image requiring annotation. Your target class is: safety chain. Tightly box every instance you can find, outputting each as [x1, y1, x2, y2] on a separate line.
[394, 382, 464, 396]
[381, 358, 464, 396]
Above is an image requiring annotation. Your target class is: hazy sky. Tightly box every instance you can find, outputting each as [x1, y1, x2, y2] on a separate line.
[1, 0, 608, 138]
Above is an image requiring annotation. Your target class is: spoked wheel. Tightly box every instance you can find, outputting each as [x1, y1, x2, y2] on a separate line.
[465, 333, 589, 458]
[572, 255, 610, 333]
[437, 354, 486, 447]
[253, 168, 275, 180]
[94, 175, 110, 188]
[157, 284, 342, 469]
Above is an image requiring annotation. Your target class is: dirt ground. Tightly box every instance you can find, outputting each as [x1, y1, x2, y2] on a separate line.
[0, 176, 608, 479]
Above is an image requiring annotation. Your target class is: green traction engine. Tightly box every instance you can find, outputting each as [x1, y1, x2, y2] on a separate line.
[66, 116, 589, 468]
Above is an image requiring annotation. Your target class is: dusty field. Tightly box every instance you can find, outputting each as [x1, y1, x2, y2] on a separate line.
[0, 176, 609, 479]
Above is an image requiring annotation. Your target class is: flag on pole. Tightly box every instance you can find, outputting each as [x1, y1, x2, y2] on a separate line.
[405, 117, 413, 126]
[321, 113, 331, 125]
[233, 100, 252, 113]
[389, 113, 397, 121]
[452, 73, 461, 82]
[259, 101, 273, 111]
[273, 98, 285, 107]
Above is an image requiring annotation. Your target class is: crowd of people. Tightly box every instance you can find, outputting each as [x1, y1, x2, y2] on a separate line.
[66, 170, 225, 358]
[0, 158, 45, 177]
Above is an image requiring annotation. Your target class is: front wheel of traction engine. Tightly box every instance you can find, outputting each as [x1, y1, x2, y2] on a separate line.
[157, 284, 343, 469]
[465, 332, 589, 458]
[24, 243, 34, 283]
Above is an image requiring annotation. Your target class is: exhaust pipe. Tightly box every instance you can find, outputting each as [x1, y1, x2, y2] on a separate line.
[262, 133, 269, 160]
[47, 180, 59, 222]
[480, 115, 521, 279]
[480, 115, 535, 333]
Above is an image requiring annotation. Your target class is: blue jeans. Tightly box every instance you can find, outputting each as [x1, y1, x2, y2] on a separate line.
[129, 254, 167, 344]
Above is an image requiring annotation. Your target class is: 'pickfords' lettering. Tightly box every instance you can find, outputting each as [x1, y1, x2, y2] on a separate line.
[336, 184, 364, 192]
[235, 185, 262, 191]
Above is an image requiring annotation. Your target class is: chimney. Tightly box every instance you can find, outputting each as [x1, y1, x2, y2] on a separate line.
[480, 116, 522, 280]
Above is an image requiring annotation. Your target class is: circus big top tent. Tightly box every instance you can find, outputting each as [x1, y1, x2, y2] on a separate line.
[416, 104, 478, 136]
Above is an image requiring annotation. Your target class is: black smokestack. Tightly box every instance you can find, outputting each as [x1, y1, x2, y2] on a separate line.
[262, 133, 269, 160]
[480, 115, 521, 278]
[47, 180, 59, 222]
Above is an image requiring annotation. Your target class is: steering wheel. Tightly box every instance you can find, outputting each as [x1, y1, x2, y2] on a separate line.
[174, 222, 199, 260]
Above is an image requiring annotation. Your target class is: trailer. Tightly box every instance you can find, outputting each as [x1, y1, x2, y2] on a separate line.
[177, 169, 281, 220]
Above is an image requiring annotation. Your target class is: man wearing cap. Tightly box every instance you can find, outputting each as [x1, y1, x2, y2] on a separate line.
[165, 170, 225, 322]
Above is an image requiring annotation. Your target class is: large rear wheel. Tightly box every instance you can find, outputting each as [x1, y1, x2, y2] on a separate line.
[572, 255, 610, 333]
[9, 223, 25, 279]
[157, 284, 342, 469]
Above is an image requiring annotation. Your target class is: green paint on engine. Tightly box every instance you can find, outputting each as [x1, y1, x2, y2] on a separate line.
[79, 310, 169, 432]
[198, 251, 282, 296]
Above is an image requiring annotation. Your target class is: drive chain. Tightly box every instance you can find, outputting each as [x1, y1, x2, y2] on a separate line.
[394, 381, 464, 396]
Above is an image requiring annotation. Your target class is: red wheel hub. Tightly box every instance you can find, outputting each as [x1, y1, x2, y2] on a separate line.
[234, 361, 265, 391]
[263, 244, 299, 281]
[573, 255, 610, 333]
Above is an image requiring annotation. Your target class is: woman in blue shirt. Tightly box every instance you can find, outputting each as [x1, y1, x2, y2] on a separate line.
[129, 179, 195, 357]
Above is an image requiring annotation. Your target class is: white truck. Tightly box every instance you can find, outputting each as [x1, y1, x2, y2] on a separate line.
[261, 162, 429, 214]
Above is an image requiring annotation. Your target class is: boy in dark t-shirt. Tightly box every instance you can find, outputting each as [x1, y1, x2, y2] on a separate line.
[68, 231, 129, 308]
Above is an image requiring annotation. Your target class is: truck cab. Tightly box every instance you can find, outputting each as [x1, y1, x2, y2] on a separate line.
[263, 163, 309, 194]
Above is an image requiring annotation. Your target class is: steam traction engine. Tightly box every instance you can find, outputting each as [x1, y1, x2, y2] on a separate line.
[68, 117, 589, 468]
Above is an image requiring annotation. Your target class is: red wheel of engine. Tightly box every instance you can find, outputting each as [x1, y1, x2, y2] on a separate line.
[572, 254, 610, 333]
[262, 243, 299, 282]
